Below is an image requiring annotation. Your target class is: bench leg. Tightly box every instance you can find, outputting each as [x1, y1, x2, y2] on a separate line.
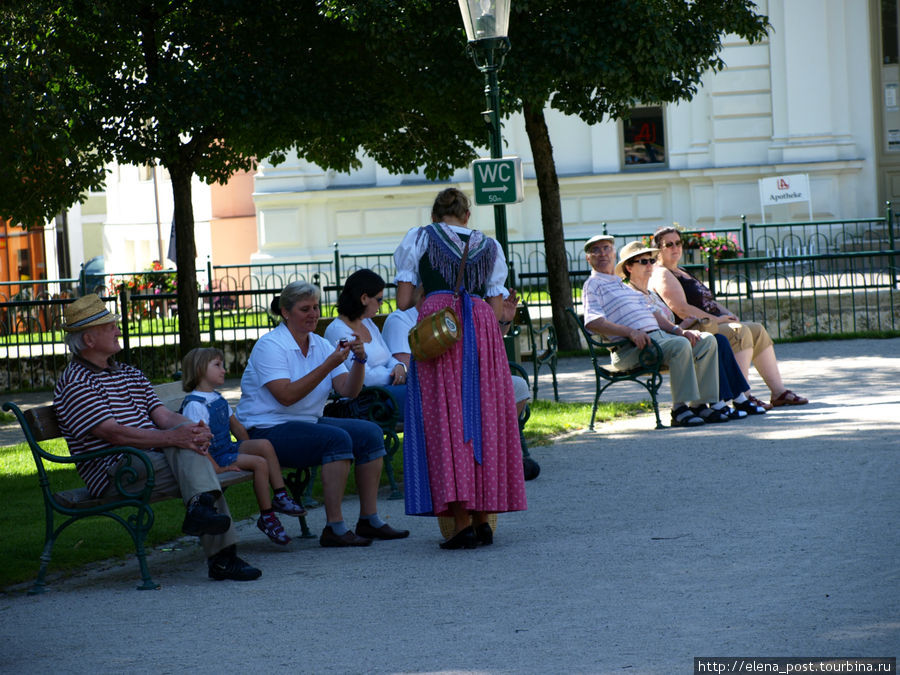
[651, 398, 664, 429]
[383, 431, 402, 500]
[302, 466, 319, 508]
[297, 514, 313, 539]
[30, 504, 161, 593]
[284, 469, 316, 539]
[133, 543, 160, 591]
[28, 500, 59, 595]
[590, 376, 603, 431]
[550, 356, 559, 402]
[29, 538, 55, 595]
[129, 504, 160, 590]
[648, 374, 664, 429]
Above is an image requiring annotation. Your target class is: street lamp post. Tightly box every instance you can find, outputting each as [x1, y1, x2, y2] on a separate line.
[457, 0, 512, 261]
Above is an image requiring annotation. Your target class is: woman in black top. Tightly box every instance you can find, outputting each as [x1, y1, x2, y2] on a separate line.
[649, 226, 808, 408]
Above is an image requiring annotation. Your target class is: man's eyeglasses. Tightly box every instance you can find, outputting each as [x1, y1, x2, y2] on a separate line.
[662, 240, 683, 248]
[630, 258, 656, 266]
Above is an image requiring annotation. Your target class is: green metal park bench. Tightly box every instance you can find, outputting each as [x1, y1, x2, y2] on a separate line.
[516, 301, 559, 402]
[2, 382, 312, 594]
[565, 308, 665, 430]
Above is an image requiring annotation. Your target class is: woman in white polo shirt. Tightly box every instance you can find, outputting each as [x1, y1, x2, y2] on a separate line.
[237, 280, 409, 547]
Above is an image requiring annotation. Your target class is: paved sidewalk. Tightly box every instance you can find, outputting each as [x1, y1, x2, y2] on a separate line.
[1, 338, 898, 674]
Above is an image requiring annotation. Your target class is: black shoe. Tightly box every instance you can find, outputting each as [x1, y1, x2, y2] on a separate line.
[182, 492, 231, 536]
[354, 520, 410, 540]
[523, 456, 541, 481]
[724, 405, 748, 420]
[208, 547, 262, 581]
[319, 526, 372, 547]
[196, 491, 217, 507]
[733, 398, 766, 415]
[475, 522, 493, 546]
[439, 525, 477, 550]
[670, 405, 705, 427]
[692, 404, 730, 424]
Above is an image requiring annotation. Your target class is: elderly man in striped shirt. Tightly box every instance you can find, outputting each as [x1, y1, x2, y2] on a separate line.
[53, 294, 261, 582]
[581, 234, 720, 427]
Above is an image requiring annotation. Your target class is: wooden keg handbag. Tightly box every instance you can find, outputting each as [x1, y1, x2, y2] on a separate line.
[407, 238, 470, 362]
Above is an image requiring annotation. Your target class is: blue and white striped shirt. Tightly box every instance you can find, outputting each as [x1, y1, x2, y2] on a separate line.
[582, 271, 659, 342]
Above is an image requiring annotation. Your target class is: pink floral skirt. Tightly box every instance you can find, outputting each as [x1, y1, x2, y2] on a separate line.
[404, 292, 527, 517]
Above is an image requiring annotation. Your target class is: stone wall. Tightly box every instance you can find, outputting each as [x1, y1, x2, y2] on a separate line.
[730, 290, 899, 340]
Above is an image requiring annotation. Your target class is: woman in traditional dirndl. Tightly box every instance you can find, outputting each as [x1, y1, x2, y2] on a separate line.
[394, 188, 527, 549]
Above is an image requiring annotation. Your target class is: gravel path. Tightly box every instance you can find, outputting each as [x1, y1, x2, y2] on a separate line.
[1, 338, 898, 674]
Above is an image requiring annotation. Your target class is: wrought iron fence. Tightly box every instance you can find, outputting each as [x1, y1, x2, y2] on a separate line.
[0, 279, 80, 334]
[707, 249, 898, 337]
[2, 209, 897, 391]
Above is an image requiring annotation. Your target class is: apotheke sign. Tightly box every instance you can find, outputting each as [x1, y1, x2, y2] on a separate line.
[758, 174, 810, 205]
[757, 173, 812, 224]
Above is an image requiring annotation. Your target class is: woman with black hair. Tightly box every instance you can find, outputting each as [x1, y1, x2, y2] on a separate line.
[323, 269, 407, 419]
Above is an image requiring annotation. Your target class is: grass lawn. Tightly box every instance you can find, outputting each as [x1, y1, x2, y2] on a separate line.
[0, 398, 646, 590]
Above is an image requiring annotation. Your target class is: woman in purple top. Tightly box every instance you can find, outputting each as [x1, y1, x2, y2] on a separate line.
[649, 226, 808, 408]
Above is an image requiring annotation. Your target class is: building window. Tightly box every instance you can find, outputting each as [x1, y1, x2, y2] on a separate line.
[883, 0, 898, 64]
[623, 106, 666, 168]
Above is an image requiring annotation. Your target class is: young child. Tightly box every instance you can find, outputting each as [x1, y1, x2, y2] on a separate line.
[180, 347, 305, 546]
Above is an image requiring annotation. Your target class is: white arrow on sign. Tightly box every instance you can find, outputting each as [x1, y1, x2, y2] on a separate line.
[482, 186, 509, 193]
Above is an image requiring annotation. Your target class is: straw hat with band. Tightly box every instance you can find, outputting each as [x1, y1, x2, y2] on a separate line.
[63, 294, 120, 332]
[615, 240, 659, 278]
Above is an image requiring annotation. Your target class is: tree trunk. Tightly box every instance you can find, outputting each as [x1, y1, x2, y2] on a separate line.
[522, 101, 582, 351]
[169, 167, 201, 356]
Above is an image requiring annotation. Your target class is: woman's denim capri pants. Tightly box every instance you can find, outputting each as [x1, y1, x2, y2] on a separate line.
[249, 417, 386, 470]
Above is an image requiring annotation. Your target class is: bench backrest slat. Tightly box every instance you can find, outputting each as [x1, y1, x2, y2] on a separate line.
[153, 381, 188, 412]
[24, 406, 62, 442]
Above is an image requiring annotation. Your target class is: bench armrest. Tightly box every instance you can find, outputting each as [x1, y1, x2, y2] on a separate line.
[564, 308, 663, 368]
[3, 401, 156, 502]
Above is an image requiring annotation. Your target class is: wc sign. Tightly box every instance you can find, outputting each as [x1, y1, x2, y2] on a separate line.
[472, 157, 525, 206]
[758, 173, 812, 223]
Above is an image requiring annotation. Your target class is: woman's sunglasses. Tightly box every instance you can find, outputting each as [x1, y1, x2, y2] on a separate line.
[662, 240, 683, 248]
[630, 258, 656, 265]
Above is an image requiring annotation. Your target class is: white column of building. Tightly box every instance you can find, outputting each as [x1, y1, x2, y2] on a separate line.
[769, 0, 851, 163]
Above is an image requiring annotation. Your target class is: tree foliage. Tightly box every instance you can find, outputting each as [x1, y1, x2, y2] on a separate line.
[0, 4, 111, 227]
[0, 0, 485, 350]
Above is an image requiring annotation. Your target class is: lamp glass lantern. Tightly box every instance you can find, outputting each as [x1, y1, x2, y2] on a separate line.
[457, 0, 510, 42]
